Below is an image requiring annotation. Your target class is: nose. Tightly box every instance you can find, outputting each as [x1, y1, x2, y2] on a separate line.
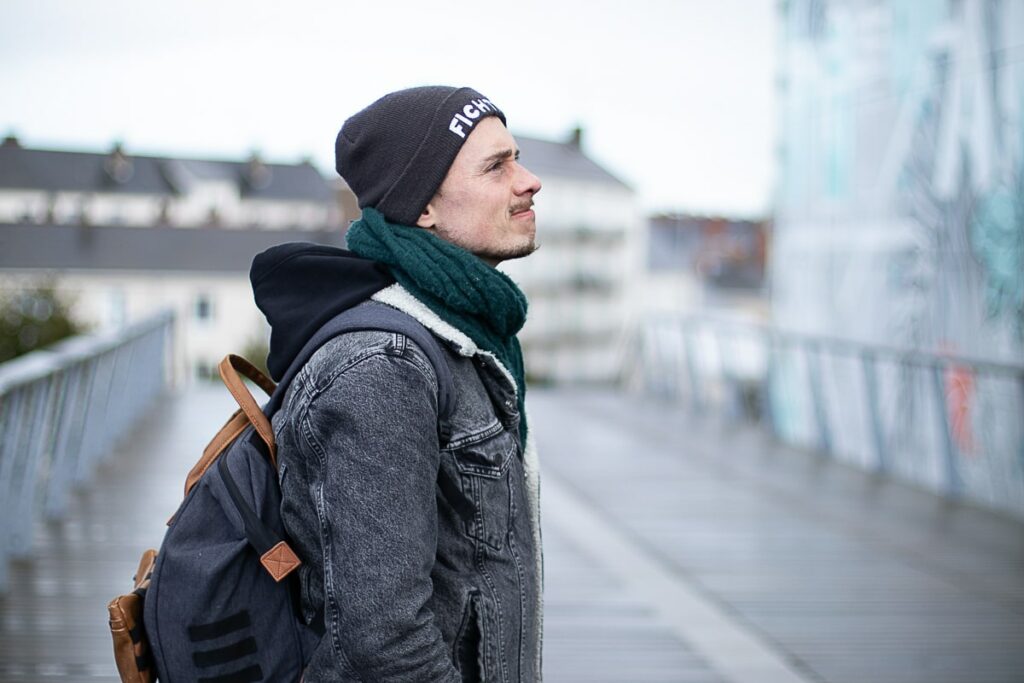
[514, 163, 541, 197]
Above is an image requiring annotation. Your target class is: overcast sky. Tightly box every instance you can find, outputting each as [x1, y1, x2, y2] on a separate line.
[1, 0, 777, 217]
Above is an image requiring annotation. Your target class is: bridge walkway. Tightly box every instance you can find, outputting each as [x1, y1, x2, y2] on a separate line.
[1, 387, 1022, 682]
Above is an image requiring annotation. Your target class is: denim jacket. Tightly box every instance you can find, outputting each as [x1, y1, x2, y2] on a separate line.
[271, 283, 543, 682]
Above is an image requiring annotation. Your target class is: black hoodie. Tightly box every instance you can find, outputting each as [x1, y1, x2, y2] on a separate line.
[250, 243, 394, 381]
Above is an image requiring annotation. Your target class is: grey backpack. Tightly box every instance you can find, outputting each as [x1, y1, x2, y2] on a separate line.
[108, 302, 454, 683]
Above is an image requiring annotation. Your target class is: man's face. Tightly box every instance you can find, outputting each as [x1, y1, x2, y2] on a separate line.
[416, 117, 542, 265]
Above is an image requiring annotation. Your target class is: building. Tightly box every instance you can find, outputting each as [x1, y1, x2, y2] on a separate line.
[2, 131, 641, 385]
[0, 138, 349, 381]
[0, 136, 342, 229]
[646, 213, 768, 313]
[501, 130, 643, 384]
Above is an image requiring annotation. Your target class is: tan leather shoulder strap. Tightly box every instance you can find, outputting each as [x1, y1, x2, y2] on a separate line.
[218, 355, 277, 465]
[133, 549, 157, 589]
[170, 357, 279, 523]
[231, 355, 277, 395]
[184, 408, 248, 498]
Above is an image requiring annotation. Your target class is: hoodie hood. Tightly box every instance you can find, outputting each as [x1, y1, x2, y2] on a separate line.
[250, 243, 394, 381]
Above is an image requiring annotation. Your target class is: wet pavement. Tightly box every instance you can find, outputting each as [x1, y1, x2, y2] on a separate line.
[1, 386, 1022, 682]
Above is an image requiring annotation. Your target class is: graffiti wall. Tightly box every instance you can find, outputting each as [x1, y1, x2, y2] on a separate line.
[772, 0, 1024, 517]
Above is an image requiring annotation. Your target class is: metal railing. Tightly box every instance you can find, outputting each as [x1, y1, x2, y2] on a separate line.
[0, 311, 172, 592]
[635, 314, 1024, 521]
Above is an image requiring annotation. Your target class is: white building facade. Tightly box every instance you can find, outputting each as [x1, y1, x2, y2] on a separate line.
[0, 139, 344, 382]
[502, 133, 644, 384]
[0, 139, 338, 229]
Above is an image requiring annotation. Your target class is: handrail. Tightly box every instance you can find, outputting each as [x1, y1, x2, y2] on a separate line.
[0, 310, 173, 592]
[635, 313, 1024, 521]
[646, 312, 1024, 376]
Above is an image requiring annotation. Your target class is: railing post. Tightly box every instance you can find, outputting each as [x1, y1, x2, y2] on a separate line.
[683, 322, 704, 415]
[661, 321, 682, 402]
[763, 332, 779, 437]
[45, 361, 88, 519]
[0, 387, 26, 590]
[712, 327, 734, 421]
[106, 338, 135, 453]
[804, 341, 833, 457]
[77, 349, 116, 483]
[9, 372, 56, 557]
[861, 351, 888, 473]
[930, 359, 962, 498]
[643, 324, 662, 399]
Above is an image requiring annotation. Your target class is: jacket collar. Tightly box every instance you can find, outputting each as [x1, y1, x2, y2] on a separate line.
[372, 283, 518, 393]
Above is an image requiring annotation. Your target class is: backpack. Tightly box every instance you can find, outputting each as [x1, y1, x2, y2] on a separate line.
[107, 301, 455, 683]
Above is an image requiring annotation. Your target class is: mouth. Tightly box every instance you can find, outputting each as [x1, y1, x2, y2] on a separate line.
[510, 202, 535, 219]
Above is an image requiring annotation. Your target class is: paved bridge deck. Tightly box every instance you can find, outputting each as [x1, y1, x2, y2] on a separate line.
[1, 387, 1023, 682]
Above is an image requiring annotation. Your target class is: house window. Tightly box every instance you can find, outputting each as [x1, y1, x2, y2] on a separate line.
[195, 360, 215, 381]
[194, 293, 213, 322]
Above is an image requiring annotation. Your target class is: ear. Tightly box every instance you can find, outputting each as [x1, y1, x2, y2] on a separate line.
[415, 201, 438, 229]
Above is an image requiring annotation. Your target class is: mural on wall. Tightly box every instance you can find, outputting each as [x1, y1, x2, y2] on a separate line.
[971, 156, 1024, 340]
[898, 0, 1023, 349]
[772, 0, 1024, 518]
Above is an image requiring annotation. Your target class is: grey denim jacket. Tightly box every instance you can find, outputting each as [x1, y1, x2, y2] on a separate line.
[271, 284, 543, 682]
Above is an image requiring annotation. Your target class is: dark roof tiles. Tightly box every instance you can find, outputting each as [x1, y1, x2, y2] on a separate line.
[0, 222, 344, 273]
[0, 146, 332, 202]
[515, 135, 630, 189]
[0, 147, 174, 195]
[0, 134, 628, 201]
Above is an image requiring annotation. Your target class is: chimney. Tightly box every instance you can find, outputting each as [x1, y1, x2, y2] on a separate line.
[245, 151, 272, 190]
[104, 141, 134, 184]
[567, 126, 583, 149]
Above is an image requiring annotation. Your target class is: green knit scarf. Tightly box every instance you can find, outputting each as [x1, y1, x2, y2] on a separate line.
[346, 207, 529, 443]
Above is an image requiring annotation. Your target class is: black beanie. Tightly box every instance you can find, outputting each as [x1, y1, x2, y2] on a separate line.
[335, 86, 506, 226]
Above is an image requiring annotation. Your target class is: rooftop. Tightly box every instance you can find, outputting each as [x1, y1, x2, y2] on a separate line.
[515, 131, 630, 189]
[0, 130, 630, 200]
[0, 137, 333, 202]
[0, 222, 344, 273]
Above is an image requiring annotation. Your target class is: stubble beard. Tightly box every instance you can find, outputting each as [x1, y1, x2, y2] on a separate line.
[431, 221, 539, 265]
[478, 237, 540, 264]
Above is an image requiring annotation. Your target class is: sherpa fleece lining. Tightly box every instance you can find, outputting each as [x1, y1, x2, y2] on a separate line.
[372, 282, 544, 670]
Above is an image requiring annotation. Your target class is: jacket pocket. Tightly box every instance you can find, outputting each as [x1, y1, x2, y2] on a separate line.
[455, 591, 485, 682]
[450, 428, 516, 551]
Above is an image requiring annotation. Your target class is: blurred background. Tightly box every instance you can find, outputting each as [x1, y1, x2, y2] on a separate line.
[1, 1, 1023, 682]
[0, 0, 777, 382]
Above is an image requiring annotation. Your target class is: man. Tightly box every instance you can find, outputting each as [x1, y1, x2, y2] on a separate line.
[250, 86, 543, 681]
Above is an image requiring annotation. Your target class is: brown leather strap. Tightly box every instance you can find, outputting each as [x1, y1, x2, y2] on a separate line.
[232, 355, 277, 395]
[108, 549, 158, 683]
[183, 408, 248, 498]
[218, 355, 277, 465]
[175, 357, 277, 512]
[133, 549, 157, 589]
